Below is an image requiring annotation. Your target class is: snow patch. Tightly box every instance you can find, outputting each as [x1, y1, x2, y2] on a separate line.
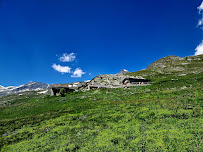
[38, 90, 48, 94]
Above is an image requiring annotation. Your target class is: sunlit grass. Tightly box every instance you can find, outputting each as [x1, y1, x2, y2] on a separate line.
[0, 73, 202, 151]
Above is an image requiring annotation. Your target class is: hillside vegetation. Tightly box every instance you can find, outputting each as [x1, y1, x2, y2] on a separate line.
[127, 54, 203, 82]
[0, 55, 202, 151]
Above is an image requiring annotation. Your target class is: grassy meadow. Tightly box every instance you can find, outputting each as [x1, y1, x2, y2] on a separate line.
[0, 72, 202, 151]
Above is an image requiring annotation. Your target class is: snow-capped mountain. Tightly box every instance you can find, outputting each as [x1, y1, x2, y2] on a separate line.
[0, 85, 17, 92]
[0, 82, 49, 96]
[116, 69, 130, 75]
[0, 85, 7, 91]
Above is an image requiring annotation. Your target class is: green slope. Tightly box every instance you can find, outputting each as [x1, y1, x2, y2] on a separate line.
[0, 55, 202, 151]
[127, 54, 203, 82]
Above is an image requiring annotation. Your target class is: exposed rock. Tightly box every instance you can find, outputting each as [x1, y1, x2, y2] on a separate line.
[88, 74, 146, 86]
[180, 86, 187, 90]
[117, 69, 130, 75]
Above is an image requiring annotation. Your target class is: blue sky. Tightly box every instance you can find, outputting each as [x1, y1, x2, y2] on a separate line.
[0, 0, 202, 86]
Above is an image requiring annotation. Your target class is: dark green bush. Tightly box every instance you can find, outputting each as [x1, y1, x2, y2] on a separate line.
[59, 88, 65, 97]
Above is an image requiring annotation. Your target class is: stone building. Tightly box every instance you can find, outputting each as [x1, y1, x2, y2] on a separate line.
[49, 82, 86, 95]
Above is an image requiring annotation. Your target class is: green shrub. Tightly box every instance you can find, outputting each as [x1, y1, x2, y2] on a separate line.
[59, 88, 65, 97]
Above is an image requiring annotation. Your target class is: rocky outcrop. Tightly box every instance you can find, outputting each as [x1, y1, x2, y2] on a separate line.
[117, 69, 130, 75]
[89, 74, 144, 86]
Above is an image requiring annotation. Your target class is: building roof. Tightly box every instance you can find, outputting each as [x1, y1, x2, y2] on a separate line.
[49, 84, 70, 88]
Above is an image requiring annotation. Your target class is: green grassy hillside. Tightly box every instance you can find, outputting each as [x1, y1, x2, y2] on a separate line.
[0, 55, 202, 151]
[127, 54, 203, 82]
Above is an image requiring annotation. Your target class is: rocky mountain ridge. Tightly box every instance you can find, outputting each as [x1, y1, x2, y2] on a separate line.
[127, 54, 203, 81]
[0, 82, 49, 96]
[147, 55, 203, 74]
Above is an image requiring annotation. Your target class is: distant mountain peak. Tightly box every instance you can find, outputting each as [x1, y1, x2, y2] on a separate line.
[0, 82, 49, 96]
[117, 69, 130, 75]
[0, 85, 5, 88]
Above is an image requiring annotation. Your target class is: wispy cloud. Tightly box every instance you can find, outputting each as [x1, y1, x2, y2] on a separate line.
[195, 2, 203, 55]
[52, 64, 71, 73]
[197, 1, 203, 28]
[198, 1, 203, 13]
[58, 53, 76, 62]
[195, 41, 203, 55]
[71, 68, 85, 78]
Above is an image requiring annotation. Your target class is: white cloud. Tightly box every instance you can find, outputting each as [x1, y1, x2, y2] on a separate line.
[198, 1, 203, 13]
[52, 53, 87, 77]
[58, 53, 76, 62]
[197, 19, 203, 27]
[52, 64, 71, 73]
[195, 41, 203, 55]
[197, 1, 203, 27]
[195, 2, 203, 56]
[71, 68, 85, 78]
